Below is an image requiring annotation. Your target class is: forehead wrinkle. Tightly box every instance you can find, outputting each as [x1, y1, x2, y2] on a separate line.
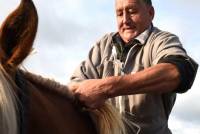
[115, 0, 140, 10]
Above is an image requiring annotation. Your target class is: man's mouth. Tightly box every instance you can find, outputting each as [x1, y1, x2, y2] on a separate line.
[123, 26, 135, 31]
[123, 28, 134, 32]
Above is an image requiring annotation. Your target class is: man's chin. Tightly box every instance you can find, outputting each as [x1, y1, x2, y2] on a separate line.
[123, 34, 136, 43]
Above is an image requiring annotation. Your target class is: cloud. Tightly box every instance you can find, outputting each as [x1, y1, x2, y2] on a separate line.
[153, 0, 200, 9]
[32, 0, 116, 47]
[169, 115, 200, 134]
[171, 74, 200, 123]
[174, 0, 200, 7]
[23, 44, 84, 83]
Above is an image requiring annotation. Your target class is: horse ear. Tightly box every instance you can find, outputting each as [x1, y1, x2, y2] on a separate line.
[0, 0, 38, 69]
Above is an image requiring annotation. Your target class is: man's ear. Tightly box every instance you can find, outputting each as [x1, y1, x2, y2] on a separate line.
[0, 0, 38, 68]
[149, 6, 155, 21]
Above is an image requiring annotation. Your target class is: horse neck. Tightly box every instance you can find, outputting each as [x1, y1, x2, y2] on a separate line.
[18, 70, 128, 134]
[18, 70, 97, 134]
[19, 70, 74, 100]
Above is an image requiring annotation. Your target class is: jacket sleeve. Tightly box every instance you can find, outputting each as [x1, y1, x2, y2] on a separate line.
[152, 32, 198, 93]
[158, 55, 198, 93]
[70, 34, 113, 82]
[70, 42, 102, 82]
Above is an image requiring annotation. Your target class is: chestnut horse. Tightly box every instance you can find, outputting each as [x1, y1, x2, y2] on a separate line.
[0, 0, 130, 134]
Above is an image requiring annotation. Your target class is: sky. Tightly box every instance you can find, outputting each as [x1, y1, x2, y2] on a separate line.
[0, 0, 200, 133]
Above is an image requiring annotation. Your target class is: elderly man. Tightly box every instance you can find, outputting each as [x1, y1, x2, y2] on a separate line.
[70, 0, 198, 133]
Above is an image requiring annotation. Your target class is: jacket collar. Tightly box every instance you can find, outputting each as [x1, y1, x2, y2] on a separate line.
[112, 24, 153, 46]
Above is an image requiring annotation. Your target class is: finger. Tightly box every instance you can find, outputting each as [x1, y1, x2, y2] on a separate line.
[74, 93, 90, 111]
[68, 83, 79, 92]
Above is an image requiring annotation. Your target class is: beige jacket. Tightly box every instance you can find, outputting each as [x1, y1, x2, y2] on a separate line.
[71, 27, 195, 134]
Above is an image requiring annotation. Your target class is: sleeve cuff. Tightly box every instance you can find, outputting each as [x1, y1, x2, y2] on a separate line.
[158, 55, 198, 93]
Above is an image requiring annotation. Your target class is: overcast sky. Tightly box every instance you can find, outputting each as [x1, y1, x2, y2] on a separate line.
[0, 0, 200, 133]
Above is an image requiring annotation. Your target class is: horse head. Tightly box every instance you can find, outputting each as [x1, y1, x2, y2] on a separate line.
[0, 1, 38, 134]
[0, 0, 38, 75]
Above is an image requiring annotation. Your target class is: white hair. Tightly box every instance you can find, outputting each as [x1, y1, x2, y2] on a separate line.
[0, 65, 18, 134]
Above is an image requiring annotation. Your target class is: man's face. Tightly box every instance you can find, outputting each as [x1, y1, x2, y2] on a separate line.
[115, 0, 154, 43]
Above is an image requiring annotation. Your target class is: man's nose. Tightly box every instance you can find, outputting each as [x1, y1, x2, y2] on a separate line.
[123, 11, 131, 24]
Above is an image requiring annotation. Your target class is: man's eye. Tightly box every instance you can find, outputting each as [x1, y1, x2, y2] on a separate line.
[128, 9, 137, 14]
[116, 12, 123, 16]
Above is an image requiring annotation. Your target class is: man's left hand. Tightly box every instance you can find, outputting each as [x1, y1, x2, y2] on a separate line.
[69, 79, 111, 109]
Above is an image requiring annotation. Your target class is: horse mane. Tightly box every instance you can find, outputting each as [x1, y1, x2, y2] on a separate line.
[19, 69, 75, 101]
[19, 69, 127, 134]
[0, 65, 18, 134]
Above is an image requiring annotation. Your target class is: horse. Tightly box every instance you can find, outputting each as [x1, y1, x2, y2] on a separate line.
[0, 0, 128, 134]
